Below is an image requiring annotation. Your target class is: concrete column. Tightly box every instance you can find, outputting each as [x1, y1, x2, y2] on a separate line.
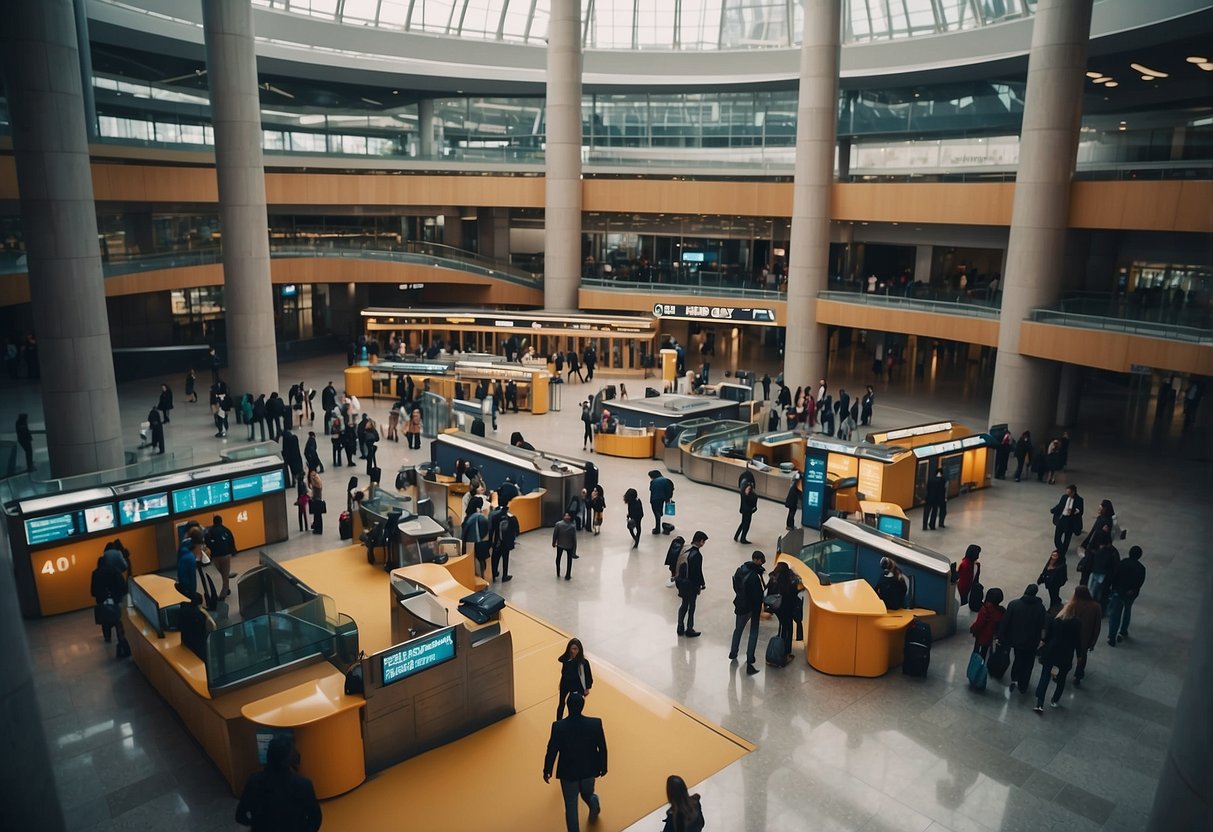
[1148, 568, 1213, 831]
[988, 0, 1093, 440]
[72, 0, 97, 140]
[0, 0, 124, 477]
[783, 0, 841, 387]
[1055, 363, 1083, 426]
[543, 0, 582, 311]
[441, 208, 464, 250]
[418, 98, 435, 158]
[202, 0, 279, 397]
[914, 245, 934, 287]
[478, 208, 510, 262]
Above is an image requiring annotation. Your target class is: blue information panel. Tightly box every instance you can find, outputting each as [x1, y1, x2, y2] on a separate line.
[801, 450, 828, 530]
[24, 504, 117, 546]
[231, 469, 285, 502]
[877, 515, 908, 538]
[171, 481, 232, 514]
[118, 492, 171, 526]
[380, 627, 457, 686]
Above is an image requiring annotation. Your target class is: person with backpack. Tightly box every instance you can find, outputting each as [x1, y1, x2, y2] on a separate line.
[1106, 545, 1146, 646]
[674, 532, 708, 637]
[462, 496, 491, 579]
[733, 482, 758, 545]
[1034, 595, 1083, 713]
[728, 551, 766, 675]
[204, 515, 238, 600]
[623, 488, 645, 549]
[490, 504, 520, 582]
[999, 585, 1047, 694]
[766, 561, 798, 666]
[969, 587, 1005, 659]
[661, 774, 705, 832]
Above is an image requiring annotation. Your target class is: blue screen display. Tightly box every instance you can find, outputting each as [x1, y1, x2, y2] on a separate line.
[801, 450, 828, 530]
[877, 515, 906, 538]
[381, 627, 457, 686]
[172, 481, 232, 514]
[119, 492, 171, 526]
[231, 469, 285, 502]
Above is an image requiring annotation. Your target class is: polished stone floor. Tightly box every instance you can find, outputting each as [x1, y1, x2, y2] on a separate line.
[6, 347, 1207, 832]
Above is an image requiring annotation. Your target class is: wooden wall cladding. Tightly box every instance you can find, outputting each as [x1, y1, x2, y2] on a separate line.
[1019, 321, 1213, 376]
[815, 298, 1001, 347]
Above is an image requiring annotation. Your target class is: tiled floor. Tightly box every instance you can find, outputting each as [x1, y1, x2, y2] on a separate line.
[6, 346, 1206, 832]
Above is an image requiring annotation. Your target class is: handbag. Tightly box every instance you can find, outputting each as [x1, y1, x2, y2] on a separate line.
[664, 500, 676, 517]
[763, 593, 783, 612]
[311, 499, 327, 516]
[966, 651, 989, 690]
[95, 599, 121, 627]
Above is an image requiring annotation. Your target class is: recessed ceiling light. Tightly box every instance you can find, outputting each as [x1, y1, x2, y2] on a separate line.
[1085, 71, 1102, 78]
[1185, 56, 1208, 64]
[1130, 63, 1168, 78]
[1105, 81, 1118, 88]
[1141, 75, 1154, 81]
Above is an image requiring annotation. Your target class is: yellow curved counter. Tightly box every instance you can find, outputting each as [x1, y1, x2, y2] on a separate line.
[343, 365, 373, 398]
[241, 673, 366, 799]
[595, 430, 656, 459]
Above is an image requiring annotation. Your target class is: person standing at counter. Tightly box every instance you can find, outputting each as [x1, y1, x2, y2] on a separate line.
[675, 532, 708, 638]
[490, 504, 520, 582]
[205, 515, 238, 601]
[861, 386, 875, 427]
[542, 692, 606, 832]
[462, 497, 491, 578]
[784, 472, 802, 529]
[236, 735, 322, 832]
[497, 476, 520, 509]
[1050, 484, 1084, 557]
[649, 470, 675, 534]
[90, 555, 128, 646]
[729, 551, 766, 674]
[556, 638, 594, 719]
[875, 558, 908, 611]
[923, 470, 948, 531]
[733, 483, 758, 545]
[623, 488, 644, 549]
[553, 511, 579, 580]
[760, 373, 771, 402]
[506, 379, 518, 413]
[999, 585, 1047, 694]
[176, 528, 203, 599]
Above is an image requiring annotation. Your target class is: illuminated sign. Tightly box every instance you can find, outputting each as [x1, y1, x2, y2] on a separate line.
[171, 481, 232, 514]
[883, 422, 953, 441]
[380, 627, 457, 686]
[652, 303, 776, 323]
[801, 450, 828, 530]
[911, 435, 988, 458]
[24, 503, 117, 546]
[231, 469, 286, 502]
[119, 492, 170, 526]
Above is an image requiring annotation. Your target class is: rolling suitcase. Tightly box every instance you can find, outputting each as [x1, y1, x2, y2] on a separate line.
[902, 619, 932, 677]
[986, 643, 1011, 681]
[339, 511, 353, 540]
[966, 651, 988, 691]
[471, 417, 486, 437]
[765, 635, 789, 667]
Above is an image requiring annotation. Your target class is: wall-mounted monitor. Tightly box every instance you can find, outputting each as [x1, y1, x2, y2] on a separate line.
[379, 627, 457, 686]
[118, 492, 171, 526]
[24, 503, 118, 546]
[231, 469, 285, 502]
[172, 480, 232, 514]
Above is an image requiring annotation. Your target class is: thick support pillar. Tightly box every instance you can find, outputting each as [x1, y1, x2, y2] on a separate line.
[988, 0, 1093, 439]
[478, 208, 510, 261]
[203, 0, 279, 397]
[1, 0, 124, 476]
[783, 0, 841, 387]
[441, 208, 464, 250]
[543, 0, 582, 311]
[418, 98, 435, 158]
[1148, 568, 1213, 831]
[72, 0, 97, 140]
[914, 245, 934, 288]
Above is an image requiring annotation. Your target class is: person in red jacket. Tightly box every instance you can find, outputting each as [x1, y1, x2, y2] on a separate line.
[956, 544, 982, 606]
[969, 587, 1005, 659]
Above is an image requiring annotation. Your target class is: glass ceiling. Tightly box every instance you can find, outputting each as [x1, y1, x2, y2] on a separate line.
[253, 0, 1037, 50]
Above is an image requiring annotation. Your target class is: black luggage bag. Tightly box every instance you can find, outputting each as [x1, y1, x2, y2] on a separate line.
[902, 619, 932, 677]
[765, 635, 790, 667]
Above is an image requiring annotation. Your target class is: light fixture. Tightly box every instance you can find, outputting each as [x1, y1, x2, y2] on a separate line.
[1185, 56, 1207, 63]
[1200, 63, 1213, 72]
[1119, 121, 1127, 131]
[1085, 71, 1102, 78]
[1130, 63, 1168, 78]
[1105, 81, 1118, 88]
[1093, 76, 1111, 83]
[1141, 75, 1154, 81]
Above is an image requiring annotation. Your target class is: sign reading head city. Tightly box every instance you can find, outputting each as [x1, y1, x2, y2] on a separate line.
[380, 627, 457, 686]
[653, 303, 775, 323]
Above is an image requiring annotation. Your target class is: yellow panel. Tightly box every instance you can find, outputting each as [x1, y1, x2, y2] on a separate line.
[176, 499, 268, 553]
[31, 524, 159, 616]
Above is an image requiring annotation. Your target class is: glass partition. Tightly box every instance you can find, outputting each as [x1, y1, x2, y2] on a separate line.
[792, 538, 858, 584]
[686, 420, 759, 458]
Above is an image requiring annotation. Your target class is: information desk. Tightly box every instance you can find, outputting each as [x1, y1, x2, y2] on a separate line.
[859, 501, 910, 539]
[865, 421, 993, 504]
[368, 358, 551, 414]
[610, 394, 739, 429]
[594, 427, 656, 459]
[805, 435, 917, 511]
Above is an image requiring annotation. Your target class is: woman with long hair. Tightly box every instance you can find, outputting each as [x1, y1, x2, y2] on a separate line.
[661, 774, 704, 832]
[767, 562, 798, 663]
[588, 485, 606, 535]
[556, 638, 593, 720]
[1034, 593, 1082, 713]
[623, 488, 644, 549]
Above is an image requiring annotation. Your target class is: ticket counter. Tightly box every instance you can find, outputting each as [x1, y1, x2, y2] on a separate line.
[859, 501, 910, 540]
[367, 358, 551, 414]
[866, 421, 993, 504]
[612, 394, 740, 430]
[594, 426, 656, 459]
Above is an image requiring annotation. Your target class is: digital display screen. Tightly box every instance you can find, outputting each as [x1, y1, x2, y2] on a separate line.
[231, 469, 285, 502]
[172, 481, 232, 514]
[801, 450, 828, 530]
[119, 492, 170, 526]
[380, 627, 457, 686]
[24, 503, 117, 546]
[878, 516, 906, 538]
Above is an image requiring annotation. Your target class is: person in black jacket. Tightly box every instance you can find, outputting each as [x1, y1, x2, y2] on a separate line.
[157, 383, 174, 424]
[1049, 484, 1084, 556]
[875, 557, 908, 610]
[303, 431, 323, 474]
[1106, 545, 1146, 645]
[1036, 549, 1068, 610]
[1087, 535, 1120, 609]
[733, 483, 758, 544]
[555, 638, 594, 720]
[648, 470, 675, 534]
[497, 477, 520, 509]
[999, 585, 1047, 694]
[860, 385, 875, 426]
[280, 428, 304, 488]
[728, 551, 766, 674]
[623, 488, 644, 549]
[90, 556, 128, 644]
[1034, 600, 1082, 713]
[236, 735, 321, 832]
[489, 505, 520, 582]
[675, 532, 708, 637]
[265, 392, 285, 441]
[251, 394, 267, 441]
[204, 515, 238, 600]
[767, 561, 799, 664]
[1080, 499, 1116, 551]
[15, 413, 34, 473]
[923, 470, 947, 530]
[784, 473, 802, 529]
[1013, 430, 1032, 482]
[146, 407, 165, 454]
[321, 381, 337, 435]
[543, 692, 606, 832]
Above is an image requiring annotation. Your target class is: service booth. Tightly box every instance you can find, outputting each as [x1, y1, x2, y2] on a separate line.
[865, 421, 993, 504]
[5, 452, 289, 617]
[366, 357, 551, 415]
[779, 517, 958, 677]
[611, 393, 740, 430]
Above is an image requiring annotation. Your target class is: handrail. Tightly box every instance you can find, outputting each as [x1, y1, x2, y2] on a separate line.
[817, 290, 1002, 318]
[581, 277, 786, 300]
[1029, 309, 1213, 344]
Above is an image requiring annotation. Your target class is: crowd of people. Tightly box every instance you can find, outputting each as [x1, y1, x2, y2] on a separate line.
[760, 374, 876, 438]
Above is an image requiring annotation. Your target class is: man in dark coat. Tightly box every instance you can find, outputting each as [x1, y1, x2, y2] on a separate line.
[923, 470, 947, 530]
[280, 428, 304, 488]
[303, 431, 323, 473]
[860, 385, 875, 426]
[542, 692, 606, 832]
[729, 551, 766, 674]
[675, 531, 708, 637]
[1049, 484, 1085, 556]
[999, 585, 1047, 694]
[265, 392, 285, 440]
[251, 394, 267, 442]
[321, 382, 337, 434]
[834, 388, 850, 437]
[236, 735, 321, 832]
[648, 469, 675, 534]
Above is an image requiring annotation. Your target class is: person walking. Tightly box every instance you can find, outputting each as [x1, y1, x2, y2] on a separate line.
[580, 401, 594, 451]
[1087, 534, 1120, 609]
[1036, 549, 1068, 610]
[553, 511, 579, 580]
[15, 413, 33, 473]
[969, 587, 1005, 659]
[406, 408, 422, 450]
[661, 775, 705, 832]
[956, 544, 981, 605]
[1033, 597, 1082, 713]
[1045, 438, 1062, 485]
[648, 470, 675, 534]
[733, 482, 758, 545]
[923, 470, 947, 531]
[157, 383, 174, 424]
[147, 407, 165, 455]
[1106, 545, 1145, 646]
[587, 485, 605, 535]
[235, 735, 322, 832]
[999, 584, 1047, 694]
[674, 531, 708, 637]
[542, 692, 606, 832]
[1080, 499, 1117, 552]
[783, 472, 802, 529]
[1013, 430, 1032, 482]
[555, 638, 593, 720]
[767, 561, 798, 665]
[490, 503, 520, 582]
[623, 488, 644, 549]
[185, 369, 197, 403]
[204, 514, 237, 600]
[1071, 585, 1102, 686]
[1049, 484, 1084, 556]
[728, 551, 766, 675]
[860, 385, 875, 427]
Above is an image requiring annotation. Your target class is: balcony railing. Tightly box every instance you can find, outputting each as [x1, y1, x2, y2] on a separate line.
[1032, 298, 1213, 343]
[817, 287, 1002, 318]
[581, 276, 786, 300]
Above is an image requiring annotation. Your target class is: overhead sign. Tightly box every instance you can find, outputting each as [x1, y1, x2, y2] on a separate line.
[652, 303, 776, 323]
